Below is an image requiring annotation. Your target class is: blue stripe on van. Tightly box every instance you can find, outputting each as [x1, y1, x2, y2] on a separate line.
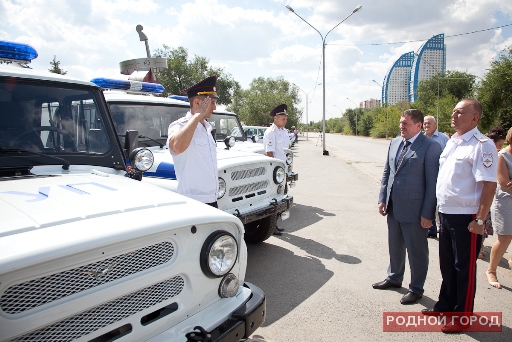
[144, 161, 176, 179]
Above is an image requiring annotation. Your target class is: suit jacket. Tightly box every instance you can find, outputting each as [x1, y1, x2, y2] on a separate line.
[378, 133, 442, 223]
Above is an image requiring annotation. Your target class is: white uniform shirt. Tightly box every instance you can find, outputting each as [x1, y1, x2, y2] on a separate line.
[263, 123, 289, 163]
[437, 127, 498, 214]
[167, 112, 218, 203]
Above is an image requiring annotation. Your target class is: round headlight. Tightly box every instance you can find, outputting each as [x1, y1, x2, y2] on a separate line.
[200, 231, 238, 278]
[219, 273, 240, 298]
[129, 148, 154, 172]
[286, 152, 293, 165]
[218, 177, 226, 199]
[273, 166, 285, 184]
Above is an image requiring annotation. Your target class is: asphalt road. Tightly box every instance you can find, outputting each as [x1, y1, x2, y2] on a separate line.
[246, 132, 512, 342]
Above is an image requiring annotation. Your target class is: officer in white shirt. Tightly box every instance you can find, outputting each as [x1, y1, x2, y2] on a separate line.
[263, 103, 290, 235]
[422, 99, 498, 332]
[263, 103, 290, 163]
[167, 76, 219, 207]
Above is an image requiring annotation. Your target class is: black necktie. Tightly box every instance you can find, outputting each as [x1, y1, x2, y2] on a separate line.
[396, 140, 411, 169]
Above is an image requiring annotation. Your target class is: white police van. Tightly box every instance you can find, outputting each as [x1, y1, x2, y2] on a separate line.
[0, 40, 265, 342]
[93, 86, 294, 244]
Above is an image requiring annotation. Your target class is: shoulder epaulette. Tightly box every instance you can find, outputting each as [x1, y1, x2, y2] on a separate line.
[474, 132, 488, 142]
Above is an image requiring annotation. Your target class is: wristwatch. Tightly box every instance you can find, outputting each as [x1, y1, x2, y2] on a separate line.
[475, 219, 484, 225]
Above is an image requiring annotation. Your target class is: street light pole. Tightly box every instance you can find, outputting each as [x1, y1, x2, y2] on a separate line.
[346, 97, 357, 136]
[372, 79, 388, 139]
[286, 4, 362, 155]
[293, 83, 321, 141]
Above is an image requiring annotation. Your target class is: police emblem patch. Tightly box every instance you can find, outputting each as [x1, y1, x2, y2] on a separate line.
[483, 152, 493, 169]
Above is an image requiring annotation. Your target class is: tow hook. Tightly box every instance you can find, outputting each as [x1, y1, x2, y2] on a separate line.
[270, 198, 278, 206]
[185, 326, 211, 341]
[234, 209, 241, 218]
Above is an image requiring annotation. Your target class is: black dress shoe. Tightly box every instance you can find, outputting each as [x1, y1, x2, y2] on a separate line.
[273, 228, 283, 236]
[275, 226, 284, 232]
[372, 280, 401, 290]
[421, 308, 441, 316]
[400, 291, 422, 305]
[427, 233, 437, 239]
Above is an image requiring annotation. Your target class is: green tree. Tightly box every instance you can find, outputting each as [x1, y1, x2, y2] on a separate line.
[227, 76, 302, 129]
[477, 45, 512, 132]
[154, 45, 240, 106]
[48, 55, 67, 75]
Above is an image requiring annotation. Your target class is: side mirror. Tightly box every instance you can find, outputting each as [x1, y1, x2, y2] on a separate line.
[124, 130, 139, 157]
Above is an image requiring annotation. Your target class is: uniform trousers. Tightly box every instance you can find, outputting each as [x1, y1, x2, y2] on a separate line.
[435, 213, 482, 313]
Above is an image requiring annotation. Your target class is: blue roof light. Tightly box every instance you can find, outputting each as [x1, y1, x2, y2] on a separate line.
[90, 78, 165, 94]
[0, 40, 38, 62]
[168, 95, 189, 102]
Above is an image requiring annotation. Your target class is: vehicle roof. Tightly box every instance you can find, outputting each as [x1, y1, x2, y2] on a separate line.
[0, 63, 97, 87]
[103, 91, 191, 105]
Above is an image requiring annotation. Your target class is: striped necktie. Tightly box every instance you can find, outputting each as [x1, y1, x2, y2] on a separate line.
[396, 140, 411, 169]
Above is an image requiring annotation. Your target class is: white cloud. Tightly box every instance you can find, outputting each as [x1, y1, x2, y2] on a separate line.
[1, 0, 511, 122]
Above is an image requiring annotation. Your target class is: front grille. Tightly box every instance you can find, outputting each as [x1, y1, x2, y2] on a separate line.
[9, 276, 185, 342]
[229, 181, 268, 197]
[1, 241, 175, 314]
[231, 167, 266, 181]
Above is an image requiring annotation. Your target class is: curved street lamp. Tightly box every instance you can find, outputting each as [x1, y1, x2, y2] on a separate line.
[293, 82, 321, 141]
[286, 4, 362, 155]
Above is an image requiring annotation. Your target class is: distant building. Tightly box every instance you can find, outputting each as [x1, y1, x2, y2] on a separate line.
[359, 98, 381, 109]
[409, 33, 446, 102]
[377, 34, 446, 105]
[382, 51, 415, 105]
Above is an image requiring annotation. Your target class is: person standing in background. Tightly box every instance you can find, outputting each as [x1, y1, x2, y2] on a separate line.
[486, 127, 512, 288]
[423, 115, 449, 238]
[263, 103, 291, 236]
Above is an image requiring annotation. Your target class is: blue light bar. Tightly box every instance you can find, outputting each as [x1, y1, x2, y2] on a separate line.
[168, 95, 190, 102]
[0, 40, 38, 62]
[90, 78, 165, 94]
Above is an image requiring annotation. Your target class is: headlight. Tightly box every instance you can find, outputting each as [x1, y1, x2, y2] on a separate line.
[286, 152, 293, 165]
[218, 177, 226, 199]
[219, 273, 239, 298]
[200, 231, 238, 278]
[273, 166, 285, 184]
[224, 136, 235, 149]
[129, 148, 154, 172]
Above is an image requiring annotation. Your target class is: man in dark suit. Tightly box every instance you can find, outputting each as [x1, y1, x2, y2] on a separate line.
[374, 109, 442, 305]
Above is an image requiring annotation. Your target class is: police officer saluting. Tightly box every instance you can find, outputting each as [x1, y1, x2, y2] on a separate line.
[167, 76, 219, 207]
[263, 103, 291, 235]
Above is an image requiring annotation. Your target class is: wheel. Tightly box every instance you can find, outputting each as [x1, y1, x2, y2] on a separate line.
[244, 213, 278, 244]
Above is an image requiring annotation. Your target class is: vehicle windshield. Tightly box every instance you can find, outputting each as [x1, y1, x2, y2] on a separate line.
[0, 80, 111, 154]
[109, 104, 245, 147]
[109, 103, 188, 147]
[209, 113, 244, 141]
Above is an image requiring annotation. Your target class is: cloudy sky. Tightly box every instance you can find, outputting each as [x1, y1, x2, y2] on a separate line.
[1, 0, 511, 122]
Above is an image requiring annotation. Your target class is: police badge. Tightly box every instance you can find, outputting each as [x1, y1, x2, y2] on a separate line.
[483, 152, 493, 169]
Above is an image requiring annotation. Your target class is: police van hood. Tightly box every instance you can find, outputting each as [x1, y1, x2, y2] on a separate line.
[0, 174, 185, 237]
[216, 149, 282, 169]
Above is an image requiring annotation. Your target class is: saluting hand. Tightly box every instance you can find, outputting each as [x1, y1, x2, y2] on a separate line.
[194, 97, 213, 121]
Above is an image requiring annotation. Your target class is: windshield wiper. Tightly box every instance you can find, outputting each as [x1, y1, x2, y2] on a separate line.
[138, 135, 164, 148]
[0, 147, 70, 170]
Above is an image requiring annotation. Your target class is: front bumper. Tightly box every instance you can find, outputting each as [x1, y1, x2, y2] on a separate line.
[186, 282, 266, 342]
[287, 172, 298, 182]
[234, 195, 293, 225]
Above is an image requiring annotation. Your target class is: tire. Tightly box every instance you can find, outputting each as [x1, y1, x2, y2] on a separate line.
[244, 213, 278, 244]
